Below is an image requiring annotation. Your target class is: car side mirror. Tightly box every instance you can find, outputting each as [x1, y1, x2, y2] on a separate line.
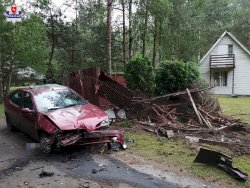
[21, 108, 35, 113]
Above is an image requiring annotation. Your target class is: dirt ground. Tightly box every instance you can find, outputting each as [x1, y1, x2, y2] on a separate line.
[0, 118, 237, 188]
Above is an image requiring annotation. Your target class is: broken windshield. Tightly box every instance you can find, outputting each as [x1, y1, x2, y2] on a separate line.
[34, 89, 86, 112]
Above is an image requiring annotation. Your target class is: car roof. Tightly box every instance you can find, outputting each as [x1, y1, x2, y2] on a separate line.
[14, 84, 69, 95]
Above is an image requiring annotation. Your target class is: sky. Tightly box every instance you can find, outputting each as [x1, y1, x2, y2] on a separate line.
[13, 0, 123, 23]
[14, 0, 76, 20]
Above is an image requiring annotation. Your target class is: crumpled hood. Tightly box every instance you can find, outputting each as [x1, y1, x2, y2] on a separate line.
[42, 103, 108, 131]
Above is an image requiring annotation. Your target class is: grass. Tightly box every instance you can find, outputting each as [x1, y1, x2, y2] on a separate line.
[125, 96, 250, 187]
[218, 96, 250, 125]
[0, 103, 4, 118]
[126, 132, 249, 187]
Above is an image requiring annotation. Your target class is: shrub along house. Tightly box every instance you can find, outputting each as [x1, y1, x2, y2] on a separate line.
[199, 31, 250, 95]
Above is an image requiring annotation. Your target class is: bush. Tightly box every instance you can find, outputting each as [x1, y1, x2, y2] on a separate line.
[155, 61, 200, 95]
[124, 55, 155, 95]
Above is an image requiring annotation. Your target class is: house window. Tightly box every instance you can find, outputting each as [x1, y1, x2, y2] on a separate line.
[228, 45, 233, 57]
[214, 71, 227, 87]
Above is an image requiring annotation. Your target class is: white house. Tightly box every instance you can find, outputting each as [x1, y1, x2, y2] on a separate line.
[199, 31, 250, 95]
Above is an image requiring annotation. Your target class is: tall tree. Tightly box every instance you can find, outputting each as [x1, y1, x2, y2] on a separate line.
[121, 0, 127, 67]
[128, 0, 133, 60]
[107, 0, 112, 75]
[141, 0, 148, 57]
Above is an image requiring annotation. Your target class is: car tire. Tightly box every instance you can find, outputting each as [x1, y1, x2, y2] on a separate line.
[5, 114, 18, 132]
[40, 134, 53, 154]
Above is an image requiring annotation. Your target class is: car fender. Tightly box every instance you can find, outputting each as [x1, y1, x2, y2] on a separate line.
[37, 113, 59, 135]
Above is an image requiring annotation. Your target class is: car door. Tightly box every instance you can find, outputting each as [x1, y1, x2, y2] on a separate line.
[20, 92, 37, 138]
[8, 91, 23, 129]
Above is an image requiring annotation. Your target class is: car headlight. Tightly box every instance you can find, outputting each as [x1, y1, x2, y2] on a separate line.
[100, 118, 111, 127]
[111, 137, 118, 141]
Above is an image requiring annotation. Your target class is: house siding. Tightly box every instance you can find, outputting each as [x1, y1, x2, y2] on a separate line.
[199, 34, 250, 95]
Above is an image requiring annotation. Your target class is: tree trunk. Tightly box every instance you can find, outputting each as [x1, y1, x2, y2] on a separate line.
[107, 0, 112, 75]
[70, 0, 79, 65]
[0, 39, 2, 103]
[152, 18, 158, 68]
[122, 0, 126, 68]
[142, 0, 148, 57]
[2, 64, 13, 97]
[128, 0, 132, 60]
[158, 20, 163, 62]
[48, 11, 55, 79]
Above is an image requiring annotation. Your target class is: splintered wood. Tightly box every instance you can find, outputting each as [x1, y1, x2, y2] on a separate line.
[135, 87, 247, 134]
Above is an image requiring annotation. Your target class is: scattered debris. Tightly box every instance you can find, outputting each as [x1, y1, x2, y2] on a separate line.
[156, 127, 174, 138]
[99, 167, 108, 172]
[66, 71, 250, 154]
[83, 182, 90, 188]
[125, 138, 135, 143]
[92, 169, 98, 174]
[194, 148, 248, 181]
[39, 170, 54, 178]
[198, 138, 231, 147]
[105, 109, 116, 122]
[185, 136, 200, 143]
[23, 181, 29, 185]
[117, 109, 126, 119]
[91, 167, 108, 175]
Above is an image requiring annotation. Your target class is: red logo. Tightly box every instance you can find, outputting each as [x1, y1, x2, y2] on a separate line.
[11, 6, 17, 13]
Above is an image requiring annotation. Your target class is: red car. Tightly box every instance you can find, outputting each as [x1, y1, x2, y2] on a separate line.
[4, 84, 127, 153]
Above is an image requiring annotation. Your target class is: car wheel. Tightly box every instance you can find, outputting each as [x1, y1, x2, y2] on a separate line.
[5, 115, 17, 131]
[40, 134, 52, 154]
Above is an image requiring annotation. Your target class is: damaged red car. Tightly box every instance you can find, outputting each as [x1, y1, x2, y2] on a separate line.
[4, 84, 127, 153]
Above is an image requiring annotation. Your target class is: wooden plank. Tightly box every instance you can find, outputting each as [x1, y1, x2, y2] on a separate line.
[198, 110, 212, 129]
[186, 88, 203, 125]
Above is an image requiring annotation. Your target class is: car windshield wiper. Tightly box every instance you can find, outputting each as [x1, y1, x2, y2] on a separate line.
[48, 107, 61, 111]
[64, 103, 79, 108]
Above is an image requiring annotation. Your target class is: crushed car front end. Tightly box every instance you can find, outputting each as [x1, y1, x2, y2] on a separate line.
[55, 129, 127, 149]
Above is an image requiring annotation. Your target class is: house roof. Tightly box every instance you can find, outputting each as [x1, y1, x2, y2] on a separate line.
[200, 31, 250, 63]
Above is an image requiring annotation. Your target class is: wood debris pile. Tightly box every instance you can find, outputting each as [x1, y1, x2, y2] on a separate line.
[112, 88, 246, 134]
[97, 73, 247, 133]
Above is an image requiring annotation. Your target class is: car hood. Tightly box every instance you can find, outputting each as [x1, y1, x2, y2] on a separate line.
[41, 103, 108, 131]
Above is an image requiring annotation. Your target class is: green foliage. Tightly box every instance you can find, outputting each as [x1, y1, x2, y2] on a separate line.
[119, 119, 133, 128]
[14, 14, 48, 73]
[155, 61, 200, 95]
[124, 55, 155, 94]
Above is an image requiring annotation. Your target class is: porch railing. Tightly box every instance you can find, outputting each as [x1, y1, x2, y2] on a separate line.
[209, 54, 235, 68]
